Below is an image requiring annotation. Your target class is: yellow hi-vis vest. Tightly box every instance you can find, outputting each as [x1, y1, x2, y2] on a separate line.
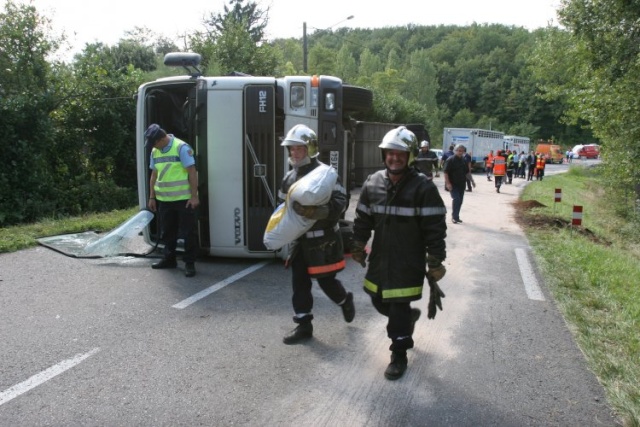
[152, 138, 191, 202]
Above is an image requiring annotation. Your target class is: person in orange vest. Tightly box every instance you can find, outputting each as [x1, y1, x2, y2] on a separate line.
[492, 150, 507, 193]
[485, 150, 494, 181]
[535, 153, 546, 181]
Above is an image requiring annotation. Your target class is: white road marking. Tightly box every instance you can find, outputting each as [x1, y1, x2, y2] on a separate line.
[0, 348, 100, 406]
[515, 248, 545, 301]
[172, 260, 271, 309]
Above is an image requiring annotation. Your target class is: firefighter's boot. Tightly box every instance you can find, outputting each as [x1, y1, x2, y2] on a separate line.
[384, 350, 408, 380]
[283, 322, 313, 345]
[341, 292, 355, 323]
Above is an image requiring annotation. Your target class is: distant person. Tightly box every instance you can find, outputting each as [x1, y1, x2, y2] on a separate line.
[536, 153, 546, 181]
[145, 123, 199, 278]
[413, 140, 439, 180]
[485, 150, 494, 181]
[277, 124, 355, 345]
[444, 144, 468, 223]
[527, 151, 536, 181]
[506, 150, 515, 184]
[518, 151, 527, 178]
[350, 126, 447, 381]
[440, 144, 455, 170]
[493, 150, 506, 193]
[463, 149, 475, 192]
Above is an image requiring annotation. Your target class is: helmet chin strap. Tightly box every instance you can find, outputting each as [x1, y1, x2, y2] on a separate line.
[289, 156, 311, 169]
[386, 165, 408, 175]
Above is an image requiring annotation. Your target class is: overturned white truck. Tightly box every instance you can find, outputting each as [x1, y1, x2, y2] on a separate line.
[136, 53, 372, 259]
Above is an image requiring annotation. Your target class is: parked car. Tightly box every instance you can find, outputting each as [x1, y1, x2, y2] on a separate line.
[572, 144, 600, 159]
[432, 149, 443, 162]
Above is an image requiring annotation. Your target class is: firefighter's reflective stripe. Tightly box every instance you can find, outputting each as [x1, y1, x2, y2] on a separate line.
[305, 223, 340, 238]
[357, 203, 446, 217]
[307, 259, 346, 276]
[364, 278, 423, 299]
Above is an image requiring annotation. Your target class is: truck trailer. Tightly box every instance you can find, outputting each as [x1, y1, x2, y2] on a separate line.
[504, 135, 530, 155]
[442, 128, 505, 170]
[136, 53, 372, 259]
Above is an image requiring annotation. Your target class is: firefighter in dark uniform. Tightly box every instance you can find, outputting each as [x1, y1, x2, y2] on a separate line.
[350, 126, 448, 380]
[413, 140, 439, 180]
[279, 124, 356, 345]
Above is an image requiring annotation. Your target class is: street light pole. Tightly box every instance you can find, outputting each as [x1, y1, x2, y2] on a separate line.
[303, 15, 354, 73]
[303, 22, 308, 73]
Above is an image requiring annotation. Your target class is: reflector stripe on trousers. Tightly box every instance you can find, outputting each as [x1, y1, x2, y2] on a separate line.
[307, 260, 346, 275]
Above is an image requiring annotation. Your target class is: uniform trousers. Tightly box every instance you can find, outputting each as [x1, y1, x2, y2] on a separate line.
[157, 199, 198, 263]
[370, 295, 415, 351]
[290, 249, 347, 323]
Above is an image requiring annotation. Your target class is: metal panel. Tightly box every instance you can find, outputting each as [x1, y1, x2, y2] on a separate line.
[244, 85, 277, 252]
[353, 122, 397, 185]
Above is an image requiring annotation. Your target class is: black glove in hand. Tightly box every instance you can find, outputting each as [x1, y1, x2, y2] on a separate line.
[292, 201, 329, 220]
[350, 240, 367, 268]
[426, 263, 446, 282]
[427, 279, 446, 319]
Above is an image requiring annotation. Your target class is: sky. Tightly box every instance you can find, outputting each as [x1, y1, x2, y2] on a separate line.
[21, 0, 561, 59]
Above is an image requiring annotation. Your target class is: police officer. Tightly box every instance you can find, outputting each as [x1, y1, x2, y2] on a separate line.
[145, 124, 200, 277]
[351, 126, 447, 380]
[279, 124, 355, 345]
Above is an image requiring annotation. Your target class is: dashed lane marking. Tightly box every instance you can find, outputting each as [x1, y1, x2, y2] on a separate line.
[172, 260, 271, 309]
[0, 348, 100, 406]
[515, 248, 545, 301]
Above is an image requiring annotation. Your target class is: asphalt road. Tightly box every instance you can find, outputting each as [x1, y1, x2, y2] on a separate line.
[0, 161, 618, 426]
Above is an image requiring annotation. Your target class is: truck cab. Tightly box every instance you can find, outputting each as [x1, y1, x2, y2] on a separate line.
[136, 53, 372, 259]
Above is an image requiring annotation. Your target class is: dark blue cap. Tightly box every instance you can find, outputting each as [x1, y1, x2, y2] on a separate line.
[144, 124, 166, 147]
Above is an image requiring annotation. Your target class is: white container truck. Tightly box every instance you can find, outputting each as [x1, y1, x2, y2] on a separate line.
[442, 128, 505, 170]
[504, 135, 530, 155]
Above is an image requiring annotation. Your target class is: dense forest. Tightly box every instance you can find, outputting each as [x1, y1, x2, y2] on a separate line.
[1, 0, 638, 226]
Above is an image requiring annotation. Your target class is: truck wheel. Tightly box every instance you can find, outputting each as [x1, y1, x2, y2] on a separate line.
[343, 85, 373, 113]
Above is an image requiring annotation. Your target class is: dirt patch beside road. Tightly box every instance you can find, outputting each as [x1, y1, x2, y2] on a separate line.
[512, 199, 610, 246]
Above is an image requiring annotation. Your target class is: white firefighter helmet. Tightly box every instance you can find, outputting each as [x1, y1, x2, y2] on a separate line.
[420, 140, 429, 148]
[281, 124, 318, 158]
[379, 126, 418, 162]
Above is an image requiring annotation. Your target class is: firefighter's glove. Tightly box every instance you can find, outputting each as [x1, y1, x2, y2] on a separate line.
[427, 279, 446, 319]
[350, 240, 367, 268]
[426, 256, 446, 282]
[292, 201, 329, 220]
[284, 242, 298, 269]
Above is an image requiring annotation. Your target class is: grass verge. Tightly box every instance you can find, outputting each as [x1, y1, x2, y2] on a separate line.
[517, 166, 640, 427]
[0, 207, 139, 253]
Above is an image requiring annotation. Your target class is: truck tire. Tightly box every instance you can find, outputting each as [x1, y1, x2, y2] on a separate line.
[343, 85, 373, 113]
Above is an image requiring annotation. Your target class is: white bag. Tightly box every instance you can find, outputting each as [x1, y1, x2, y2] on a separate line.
[263, 164, 338, 250]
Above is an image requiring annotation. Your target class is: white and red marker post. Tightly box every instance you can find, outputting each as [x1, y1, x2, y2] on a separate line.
[572, 205, 583, 229]
[554, 188, 561, 214]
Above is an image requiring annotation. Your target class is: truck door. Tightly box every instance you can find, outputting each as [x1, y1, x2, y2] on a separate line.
[244, 85, 278, 252]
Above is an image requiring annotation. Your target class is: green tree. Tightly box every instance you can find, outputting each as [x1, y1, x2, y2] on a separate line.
[308, 44, 336, 75]
[335, 45, 358, 83]
[0, 0, 59, 224]
[531, 3, 640, 214]
[204, 0, 268, 44]
[189, 0, 277, 76]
